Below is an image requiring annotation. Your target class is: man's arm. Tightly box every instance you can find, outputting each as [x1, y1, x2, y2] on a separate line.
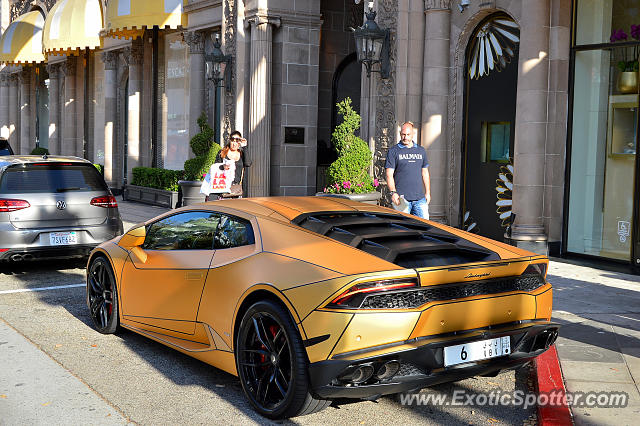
[385, 168, 400, 205]
[422, 167, 431, 204]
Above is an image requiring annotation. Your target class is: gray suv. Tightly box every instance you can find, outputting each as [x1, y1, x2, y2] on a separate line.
[0, 156, 123, 262]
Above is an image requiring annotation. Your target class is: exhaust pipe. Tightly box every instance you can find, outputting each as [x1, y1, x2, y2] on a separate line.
[22, 253, 34, 261]
[10, 254, 23, 262]
[375, 360, 401, 381]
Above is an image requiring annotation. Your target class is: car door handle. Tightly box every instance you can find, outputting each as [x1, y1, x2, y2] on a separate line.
[185, 271, 204, 281]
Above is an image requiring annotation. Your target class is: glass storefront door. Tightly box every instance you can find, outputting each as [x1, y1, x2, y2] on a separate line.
[567, 0, 640, 263]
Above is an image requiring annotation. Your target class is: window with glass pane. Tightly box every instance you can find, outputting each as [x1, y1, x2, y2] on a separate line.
[214, 215, 255, 249]
[144, 212, 220, 250]
[567, 49, 636, 260]
[163, 33, 190, 170]
[576, 0, 640, 46]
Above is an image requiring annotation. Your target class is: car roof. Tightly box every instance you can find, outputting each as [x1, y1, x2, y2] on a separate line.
[0, 155, 92, 169]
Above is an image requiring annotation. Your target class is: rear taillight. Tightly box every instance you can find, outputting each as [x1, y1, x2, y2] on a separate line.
[90, 195, 118, 208]
[327, 279, 419, 309]
[0, 199, 31, 212]
[523, 263, 547, 279]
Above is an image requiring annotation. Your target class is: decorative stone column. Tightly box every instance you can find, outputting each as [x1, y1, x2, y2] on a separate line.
[8, 74, 18, 149]
[511, 0, 551, 253]
[183, 31, 205, 145]
[46, 63, 61, 154]
[18, 68, 31, 154]
[0, 75, 9, 138]
[246, 16, 280, 197]
[62, 57, 77, 156]
[124, 40, 144, 185]
[102, 51, 118, 187]
[421, 0, 451, 223]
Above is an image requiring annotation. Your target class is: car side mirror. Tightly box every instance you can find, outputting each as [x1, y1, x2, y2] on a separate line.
[118, 225, 146, 249]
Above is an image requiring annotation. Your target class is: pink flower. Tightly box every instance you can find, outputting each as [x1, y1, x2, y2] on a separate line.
[343, 181, 351, 189]
[374, 178, 379, 187]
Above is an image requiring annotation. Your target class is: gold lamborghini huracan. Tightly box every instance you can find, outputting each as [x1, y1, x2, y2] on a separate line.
[86, 196, 558, 419]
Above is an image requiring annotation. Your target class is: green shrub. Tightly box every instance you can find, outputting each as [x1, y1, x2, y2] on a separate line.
[131, 167, 183, 192]
[324, 98, 378, 194]
[93, 164, 104, 176]
[183, 112, 221, 181]
[30, 147, 49, 155]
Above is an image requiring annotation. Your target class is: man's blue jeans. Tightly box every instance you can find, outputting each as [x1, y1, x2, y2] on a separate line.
[408, 198, 429, 219]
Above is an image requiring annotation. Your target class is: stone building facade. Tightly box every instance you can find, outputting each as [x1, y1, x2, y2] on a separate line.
[1, 0, 640, 269]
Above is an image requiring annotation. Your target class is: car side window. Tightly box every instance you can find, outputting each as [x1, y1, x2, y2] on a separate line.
[214, 215, 255, 249]
[143, 212, 221, 250]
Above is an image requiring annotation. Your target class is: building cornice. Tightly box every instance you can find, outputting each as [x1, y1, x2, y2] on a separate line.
[184, 0, 222, 14]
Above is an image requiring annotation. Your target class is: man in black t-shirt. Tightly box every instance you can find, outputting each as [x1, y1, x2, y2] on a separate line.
[384, 121, 431, 219]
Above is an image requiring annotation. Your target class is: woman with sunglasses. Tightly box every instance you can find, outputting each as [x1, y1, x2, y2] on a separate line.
[210, 130, 251, 199]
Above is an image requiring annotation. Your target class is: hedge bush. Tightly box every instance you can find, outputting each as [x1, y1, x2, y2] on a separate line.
[131, 167, 183, 192]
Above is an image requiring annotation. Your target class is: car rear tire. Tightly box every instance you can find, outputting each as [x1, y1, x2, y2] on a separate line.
[87, 256, 119, 334]
[236, 300, 330, 419]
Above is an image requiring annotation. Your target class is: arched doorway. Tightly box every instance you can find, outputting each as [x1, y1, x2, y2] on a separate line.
[461, 14, 520, 241]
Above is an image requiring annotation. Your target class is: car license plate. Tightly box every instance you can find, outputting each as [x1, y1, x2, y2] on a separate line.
[444, 336, 510, 367]
[50, 232, 78, 245]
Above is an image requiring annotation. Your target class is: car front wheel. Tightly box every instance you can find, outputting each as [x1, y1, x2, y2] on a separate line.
[236, 300, 329, 419]
[87, 256, 119, 334]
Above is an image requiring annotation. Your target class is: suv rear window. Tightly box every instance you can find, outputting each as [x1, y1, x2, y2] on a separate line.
[0, 164, 108, 194]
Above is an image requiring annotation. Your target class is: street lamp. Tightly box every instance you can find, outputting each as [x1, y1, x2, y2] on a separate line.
[352, 2, 390, 78]
[205, 34, 232, 92]
[204, 34, 232, 143]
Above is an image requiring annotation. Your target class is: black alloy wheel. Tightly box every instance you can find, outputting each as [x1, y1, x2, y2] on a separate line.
[87, 256, 119, 334]
[236, 300, 329, 419]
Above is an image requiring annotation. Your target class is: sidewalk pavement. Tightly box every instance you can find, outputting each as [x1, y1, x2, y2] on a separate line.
[549, 260, 640, 424]
[117, 199, 640, 424]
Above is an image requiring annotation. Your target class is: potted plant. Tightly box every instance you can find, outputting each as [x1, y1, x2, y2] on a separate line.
[178, 112, 221, 206]
[318, 97, 381, 204]
[610, 26, 640, 93]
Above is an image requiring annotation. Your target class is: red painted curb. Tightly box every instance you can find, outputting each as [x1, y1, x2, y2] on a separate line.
[533, 345, 573, 425]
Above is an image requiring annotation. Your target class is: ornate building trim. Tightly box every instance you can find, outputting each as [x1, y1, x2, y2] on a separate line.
[46, 63, 62, 79]
[183, 31, 205, 55]
[11, 0, 55, 20]
[101, 51, 118, 71]
[222, 0, 237, 141]
[123, 40, 145, 67]
[17, 68, 30, 85]
[425, 0, 452, 10]
[61, 57, 76, 77]
[374, 0, 398, 192]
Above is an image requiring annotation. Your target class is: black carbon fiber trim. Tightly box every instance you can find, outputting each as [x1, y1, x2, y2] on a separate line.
[358, 274, 545, 309]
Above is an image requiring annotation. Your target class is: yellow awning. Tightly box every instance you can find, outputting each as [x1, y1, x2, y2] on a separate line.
[104, 0, 186, 39]
[43, 0, 104, 55]
[0, 11, 45, 64]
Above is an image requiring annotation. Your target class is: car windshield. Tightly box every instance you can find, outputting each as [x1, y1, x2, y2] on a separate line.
[0, 164, 108, 194]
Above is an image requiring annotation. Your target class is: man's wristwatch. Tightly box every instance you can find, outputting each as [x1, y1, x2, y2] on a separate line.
[389, 191, 397, 195]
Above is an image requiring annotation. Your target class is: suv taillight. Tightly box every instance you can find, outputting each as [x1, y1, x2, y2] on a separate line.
[90, 195, 118, 208]
[0, 199, 31, 212]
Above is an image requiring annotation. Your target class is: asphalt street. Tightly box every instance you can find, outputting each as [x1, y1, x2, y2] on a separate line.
[0, 201, 537, 425]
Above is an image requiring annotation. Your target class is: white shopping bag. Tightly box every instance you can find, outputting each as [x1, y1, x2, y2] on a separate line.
[392, 195, 410, 213]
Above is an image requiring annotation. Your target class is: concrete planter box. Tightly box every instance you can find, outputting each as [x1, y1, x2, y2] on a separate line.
[178, 180, 207, 207]
[315, 191, 382, 205]
[124, 184, 179, 209]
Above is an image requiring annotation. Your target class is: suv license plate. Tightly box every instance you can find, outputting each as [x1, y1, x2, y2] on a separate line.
[50, 232, 78, 245]
[444, 336, 510, 367]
